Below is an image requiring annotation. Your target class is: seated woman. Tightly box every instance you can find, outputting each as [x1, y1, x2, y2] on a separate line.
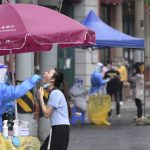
[69, 78, 89, 111]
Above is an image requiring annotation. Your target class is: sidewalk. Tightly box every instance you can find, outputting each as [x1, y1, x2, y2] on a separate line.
[117, 83, 150, 112]
[111, 96, 150, 115]
[69, 114, 150, 150]
[69, 99, 150, 150]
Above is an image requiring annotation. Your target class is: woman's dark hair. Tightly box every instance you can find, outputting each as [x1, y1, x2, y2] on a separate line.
[135, 64, 142, 74]
[52, 68, 72, 118]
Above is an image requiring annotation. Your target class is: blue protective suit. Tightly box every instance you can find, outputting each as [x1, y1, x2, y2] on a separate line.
[0, 75, 41, 131]
[90, 70, 107, 94]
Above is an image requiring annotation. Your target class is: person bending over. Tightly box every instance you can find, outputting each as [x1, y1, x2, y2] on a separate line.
[38, 68, 71, 150]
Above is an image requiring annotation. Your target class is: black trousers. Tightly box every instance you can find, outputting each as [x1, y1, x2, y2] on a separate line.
[135, 98, 143, 118]
[107, 91, 120, 115]
[119, 81, 123, 102]
[40, 125, 70, 150]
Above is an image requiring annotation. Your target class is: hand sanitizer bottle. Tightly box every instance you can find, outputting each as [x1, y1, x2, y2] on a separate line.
[3, 120, 8, 138]
[12, 120, 20, 147]
[13, 120, 19, 137]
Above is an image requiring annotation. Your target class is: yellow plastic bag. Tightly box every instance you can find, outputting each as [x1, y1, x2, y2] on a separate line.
[88, 94, 112, 125]
[0, 134, 41, 150]
[0, 135, 14, 150]
[18, 136, 41, 150]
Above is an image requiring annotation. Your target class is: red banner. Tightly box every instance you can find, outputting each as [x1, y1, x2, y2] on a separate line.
[101, 0, 123, 5]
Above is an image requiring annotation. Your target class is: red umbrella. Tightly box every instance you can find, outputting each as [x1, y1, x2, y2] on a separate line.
[0, 3, 95, 120]
[0, 3, 95, 55]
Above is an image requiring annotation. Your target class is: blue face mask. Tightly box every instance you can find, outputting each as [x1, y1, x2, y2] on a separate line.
[43, 83, 50, 89]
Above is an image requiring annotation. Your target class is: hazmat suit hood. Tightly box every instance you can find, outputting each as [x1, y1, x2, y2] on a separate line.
[0, 64, 8, 83]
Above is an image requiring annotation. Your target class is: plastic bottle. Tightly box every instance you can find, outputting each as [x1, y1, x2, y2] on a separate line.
[13, 120, 19, 137]
[3, 120, 8, 138]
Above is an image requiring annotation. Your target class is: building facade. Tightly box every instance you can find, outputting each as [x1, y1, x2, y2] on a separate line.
[0, 0, 150, 138]
[0, 0, 149, 87]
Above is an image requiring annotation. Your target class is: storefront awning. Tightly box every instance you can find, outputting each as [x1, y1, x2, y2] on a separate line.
[101, 0, 123, 5]
[81, 10, 145, 49]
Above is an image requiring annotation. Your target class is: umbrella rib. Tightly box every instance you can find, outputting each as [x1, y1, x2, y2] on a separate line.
[8, 4, 28, 33]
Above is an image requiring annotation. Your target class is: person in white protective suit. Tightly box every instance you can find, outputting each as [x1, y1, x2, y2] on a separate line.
[0, 64, 41, 132]
[69, 78, 89, 111]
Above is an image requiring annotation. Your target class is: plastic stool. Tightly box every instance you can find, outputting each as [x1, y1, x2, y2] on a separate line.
[70, 106, 85, 125]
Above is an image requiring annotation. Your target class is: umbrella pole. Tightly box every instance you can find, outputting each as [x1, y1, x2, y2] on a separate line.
[9, 50, 18, 121]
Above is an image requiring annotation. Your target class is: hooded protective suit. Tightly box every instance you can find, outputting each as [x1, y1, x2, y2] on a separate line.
[69, 78, 89, 111]
[90, 63, 109, 94]
[0, 64, 41, 131]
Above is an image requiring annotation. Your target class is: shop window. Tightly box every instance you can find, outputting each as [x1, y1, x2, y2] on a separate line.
[99, 4, 111, 65]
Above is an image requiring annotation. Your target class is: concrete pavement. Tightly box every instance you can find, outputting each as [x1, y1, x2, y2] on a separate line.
[68, 122, 150, 150]
[68, 98, 150, 150]
[112, 97, 150, 116]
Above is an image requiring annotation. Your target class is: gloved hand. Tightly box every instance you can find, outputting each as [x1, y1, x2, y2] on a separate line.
[5, 102, 15, 116]
[12, 136, 20, 147]
[31, 74, 41, 84]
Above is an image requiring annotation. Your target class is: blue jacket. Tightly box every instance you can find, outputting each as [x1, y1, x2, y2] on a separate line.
[0, 76, 39, 131]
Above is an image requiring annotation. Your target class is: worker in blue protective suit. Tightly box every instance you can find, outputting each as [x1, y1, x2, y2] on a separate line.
[0, 64, 41, 132]
[90, 63, 109, 95]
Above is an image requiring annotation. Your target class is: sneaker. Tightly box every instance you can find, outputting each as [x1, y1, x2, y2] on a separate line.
[120, 101, 123, 105]
[103, 120, 111, 126]
[135, 117, 143, 122]
[146, 114, 150, 119]
[133, 116, 138, 121]
[117, 114, 121, 118]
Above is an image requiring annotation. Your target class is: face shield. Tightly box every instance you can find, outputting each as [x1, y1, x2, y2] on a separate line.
[0, 64, 12, 85]
[74, 78, 83, 88]
[96, 63, 103, 72]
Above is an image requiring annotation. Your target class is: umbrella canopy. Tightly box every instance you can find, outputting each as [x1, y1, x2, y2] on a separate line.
[81, 10, 144, 49]
[0, 3, 95, 55]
